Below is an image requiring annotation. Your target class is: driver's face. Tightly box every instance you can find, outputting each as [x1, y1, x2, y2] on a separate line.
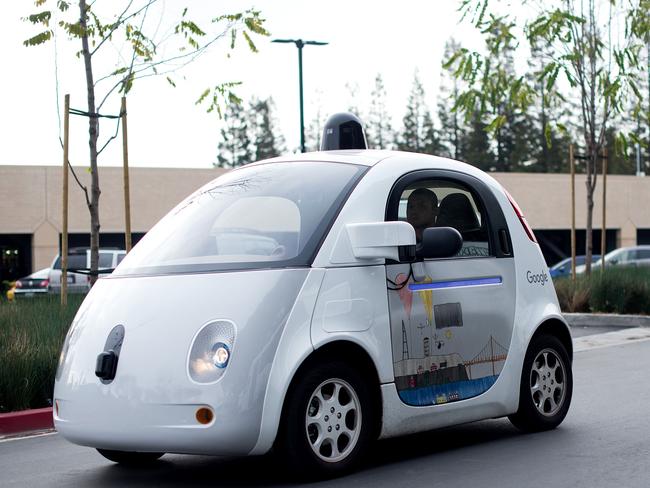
[407, 194, 438, 228]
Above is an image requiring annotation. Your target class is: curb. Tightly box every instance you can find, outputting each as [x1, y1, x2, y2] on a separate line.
[563, 313, 650, 328]
[0, 407, 53, 436]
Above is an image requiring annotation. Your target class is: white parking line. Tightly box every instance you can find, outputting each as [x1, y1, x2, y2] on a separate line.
[0, 430, 57, 444]
[574, 327, 650, 353]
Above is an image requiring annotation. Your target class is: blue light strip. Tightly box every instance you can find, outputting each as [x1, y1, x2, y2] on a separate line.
[408, 276, 502, 291]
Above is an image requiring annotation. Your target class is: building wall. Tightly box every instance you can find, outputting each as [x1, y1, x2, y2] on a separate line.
[0, 165, 226, 271]
[1, 165, 649, 273]
[498, 172, 650, 247]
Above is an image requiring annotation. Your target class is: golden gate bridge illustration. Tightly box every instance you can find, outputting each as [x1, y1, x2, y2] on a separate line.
[400, 321, 508, 379]
[465, 336, 508, 379]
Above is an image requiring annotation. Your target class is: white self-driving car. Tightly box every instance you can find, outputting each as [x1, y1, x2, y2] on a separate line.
[54, 149, 573, 476]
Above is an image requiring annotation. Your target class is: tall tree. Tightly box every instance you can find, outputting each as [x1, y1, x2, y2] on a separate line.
[305, 91, 325, 152]
[24, 1, 268, 282]
[249, 97, 285, 161]
[448, 0, 649, 274]
[459, 112, 495, 170]
[526, 42, 571, 172]
[366, 74, 394, 149]
[438, 39, 466, 160]
[216, 101, 252, 168]
[345, 81, 363, 121]
[397, 72, 442, 153]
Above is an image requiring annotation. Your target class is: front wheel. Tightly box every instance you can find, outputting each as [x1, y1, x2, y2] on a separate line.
[509, 334, 573, 432]
[96, 449, 164, 465]
[278, 360, 376, 478]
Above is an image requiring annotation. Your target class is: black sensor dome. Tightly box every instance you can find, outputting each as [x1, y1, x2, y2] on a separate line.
[320, 112, 368, 151]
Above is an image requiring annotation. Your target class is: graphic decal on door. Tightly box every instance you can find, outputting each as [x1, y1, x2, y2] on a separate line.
[389, 268, 509, 407]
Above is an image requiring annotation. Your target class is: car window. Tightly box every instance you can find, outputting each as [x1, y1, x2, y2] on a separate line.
[99, 253, 113, 268]
[53, 254, 87, 270]
[637, 249, 650, 260]
[396, 179, 491, 258]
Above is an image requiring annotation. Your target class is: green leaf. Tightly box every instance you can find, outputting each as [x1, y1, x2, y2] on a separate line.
[242, 31, 257, 52]
[23, 30, 52, 46]
[166, 76, 176, 88]
[195, 88, 210, 105]
[485, 114, 507, 134]
[544, 123, 552, 148]
[25, 11, 52, 26]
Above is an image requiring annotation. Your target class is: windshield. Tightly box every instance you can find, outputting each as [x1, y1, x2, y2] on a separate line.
[603, 248, 625, 264]
[113, 161, 366, 276]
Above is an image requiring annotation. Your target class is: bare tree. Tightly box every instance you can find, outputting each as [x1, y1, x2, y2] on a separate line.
[24, 0, 268, 283]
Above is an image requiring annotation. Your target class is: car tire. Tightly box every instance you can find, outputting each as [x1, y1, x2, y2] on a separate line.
[278, 360, 376, 479]
[508, 334, 572, 432]
[96, 449, 164, 465]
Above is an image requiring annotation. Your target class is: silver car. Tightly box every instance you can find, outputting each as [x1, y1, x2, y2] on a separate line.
[576, 245, 650, 273]
[49, 248, 126, 293]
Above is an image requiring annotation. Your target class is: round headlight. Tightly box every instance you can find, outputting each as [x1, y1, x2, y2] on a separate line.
[188, 320, 236, 384]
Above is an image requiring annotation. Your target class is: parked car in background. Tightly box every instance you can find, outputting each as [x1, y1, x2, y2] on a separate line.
[49, 248, 126, 293]
[549, 255, 600, 278]
[10, 268, 51, 299]
[575, 245, 650, 274]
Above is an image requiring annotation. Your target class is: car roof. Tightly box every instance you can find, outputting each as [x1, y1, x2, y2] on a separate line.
[253, 149, 480, 169]
[246, 150, 498, 185]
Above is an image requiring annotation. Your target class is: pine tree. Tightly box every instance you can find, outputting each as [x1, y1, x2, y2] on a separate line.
[459, 112, 495, 171]
[250, 97, 284, 161]
[526, 42, 571, 172]
[366, 74, 394, 149]
[346, 81, 362, 120]
[397, 72, 441, 154]
[305, 90, 325, 152]
[216, 101, 252, 168]
[438, 39, 466, 159]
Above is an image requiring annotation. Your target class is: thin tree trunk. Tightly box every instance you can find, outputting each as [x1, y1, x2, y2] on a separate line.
[79, 0, 101, 285]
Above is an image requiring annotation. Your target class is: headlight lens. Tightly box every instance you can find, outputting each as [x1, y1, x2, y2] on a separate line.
[212, 343, 230, 368]
[188, 321, 235, 383]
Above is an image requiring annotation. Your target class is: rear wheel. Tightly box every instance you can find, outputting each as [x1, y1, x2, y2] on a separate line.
[96, 449, 164, 465]
[279, 360, 375, 478]
[509, 334, 572, 432]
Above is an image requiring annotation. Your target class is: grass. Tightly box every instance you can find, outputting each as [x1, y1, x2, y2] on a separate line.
[0, 295, 84, 413]
[554, 267, 650, 315]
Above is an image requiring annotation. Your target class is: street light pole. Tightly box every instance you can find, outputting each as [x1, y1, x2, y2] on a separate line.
[297, 40, 305, 153]
[273, 38, 328, 153]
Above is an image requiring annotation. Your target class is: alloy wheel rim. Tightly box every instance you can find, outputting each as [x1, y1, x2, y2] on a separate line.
[305, 378, 362, 463]
[530, 348, 566, 417]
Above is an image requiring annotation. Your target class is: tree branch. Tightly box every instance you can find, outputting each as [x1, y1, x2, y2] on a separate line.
[96, 26, 231, 112]
[67, 160, 91, 209]
[90, 0, 153, 57]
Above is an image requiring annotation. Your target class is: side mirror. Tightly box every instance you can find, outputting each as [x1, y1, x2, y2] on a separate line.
[418, 227, 463, 259]
[346, 221, 416, 262]
[609, 258, 618, 265]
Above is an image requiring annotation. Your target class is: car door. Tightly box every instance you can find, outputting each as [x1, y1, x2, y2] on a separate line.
[385, 170, 516, 407]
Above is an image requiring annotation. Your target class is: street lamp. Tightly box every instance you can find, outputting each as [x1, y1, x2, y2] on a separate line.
[272, 38, 328, 153]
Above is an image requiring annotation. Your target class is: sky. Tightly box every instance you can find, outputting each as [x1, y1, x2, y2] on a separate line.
[0, 0, 488, 168]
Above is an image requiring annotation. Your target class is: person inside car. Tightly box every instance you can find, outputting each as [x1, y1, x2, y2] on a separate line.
[406, 188, 439, 242]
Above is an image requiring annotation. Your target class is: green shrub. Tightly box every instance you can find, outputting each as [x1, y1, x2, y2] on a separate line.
[554, 274, 591, 312]
[0, 295, 83, 413]
[554, 267, 650, 315]
[588, 267, 650, 314]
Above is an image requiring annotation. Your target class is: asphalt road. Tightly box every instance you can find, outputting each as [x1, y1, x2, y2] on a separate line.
[2, 332, 649, 488]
